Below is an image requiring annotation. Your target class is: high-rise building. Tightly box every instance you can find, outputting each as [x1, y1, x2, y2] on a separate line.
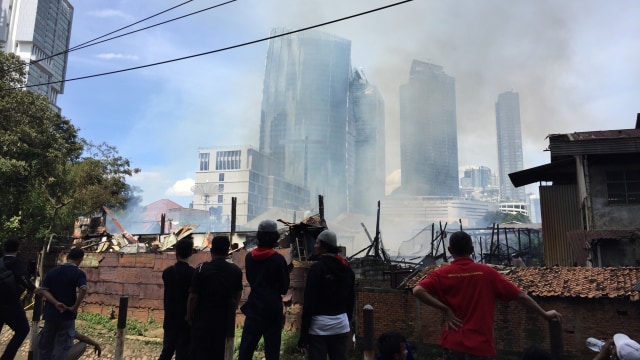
[259, 28, 352, 217]
[192, 146, 309, 228]
[0, 0, 73, 109]
[495, 91, 525, 202]
[460, 165, 499, 202]
[349, 68, 385, 214]
[399, 60, 459, 196]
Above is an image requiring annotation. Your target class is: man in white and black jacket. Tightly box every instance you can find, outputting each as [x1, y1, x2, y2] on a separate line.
[298, 230, 355, 360]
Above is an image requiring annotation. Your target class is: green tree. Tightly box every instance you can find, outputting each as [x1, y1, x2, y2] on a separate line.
[0, 53, 83, 241]
[479, 211, 531, 227]
[53, 141, 142, 237]
[0, 52, 141, 246]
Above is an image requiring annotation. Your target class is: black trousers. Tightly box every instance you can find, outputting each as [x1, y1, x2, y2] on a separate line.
[0, 301, 30, 360]
[158, 320, 190, 360]
[307, 332, 350, 360]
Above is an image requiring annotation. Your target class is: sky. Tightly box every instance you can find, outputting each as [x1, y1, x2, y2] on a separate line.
[57, 0, 640, 208]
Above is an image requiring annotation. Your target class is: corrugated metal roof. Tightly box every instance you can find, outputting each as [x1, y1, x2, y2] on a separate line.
[550, 129, 640, 141]
[406, 265, 640, 301]
[509, 158, 575, 187]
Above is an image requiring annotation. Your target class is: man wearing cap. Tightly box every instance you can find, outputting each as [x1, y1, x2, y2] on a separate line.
[238, 219, 290, 360]
[187, 235, 243, 360]
[593, 334, 640, 360]
[412, 231, 562, 360]
[298, 230, 355, 360]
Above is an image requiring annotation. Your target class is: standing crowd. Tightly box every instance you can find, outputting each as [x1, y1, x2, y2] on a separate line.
[2, 228, 639, 360]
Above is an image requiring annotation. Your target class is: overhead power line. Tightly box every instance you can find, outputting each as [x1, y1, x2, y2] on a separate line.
[67, 1, 237, 54]
[15, 0, 234, 71]
[69, 0, 196, 51]
[16, 0, 414, 90]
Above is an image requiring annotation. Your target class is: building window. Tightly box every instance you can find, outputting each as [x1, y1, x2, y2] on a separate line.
[607, 170, 640, 205]
[199, 152, 210, 171]
[203, 195, 210, 204]
[218, 184, 224, 192]
[219, 173, 225, 181]
[217, 195, 223, 203]
[215, 150, 241, 170]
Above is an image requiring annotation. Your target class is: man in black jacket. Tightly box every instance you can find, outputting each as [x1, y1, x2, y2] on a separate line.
[298, 230, 355, 360]
[238, 219, 290, 360]
[0, 237, 38, 360]
[158, 237, 195, 360]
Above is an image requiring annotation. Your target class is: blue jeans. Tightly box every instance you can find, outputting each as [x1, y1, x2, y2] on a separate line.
[38, 319, 75, 360]
[238, 315, 283, 360]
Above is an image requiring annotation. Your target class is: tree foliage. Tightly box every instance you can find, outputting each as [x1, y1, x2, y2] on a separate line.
[479, 211, 531, 227]
[0, 52, 141, 247]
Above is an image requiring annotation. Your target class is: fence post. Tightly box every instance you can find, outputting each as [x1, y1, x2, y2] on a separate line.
[28, 294, 43, 360]
[363, 304, 375, 360]
[549, 319, 563, 360]
[115, 296, 128, 360]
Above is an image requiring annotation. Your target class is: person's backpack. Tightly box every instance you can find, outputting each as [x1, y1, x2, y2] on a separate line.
[0, 258, 18, 301]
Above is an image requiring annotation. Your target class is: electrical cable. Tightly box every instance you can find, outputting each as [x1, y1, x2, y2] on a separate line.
[13, 0, 204, 71]
[66, 0, 236, 55]
[16, 0, 413, 90]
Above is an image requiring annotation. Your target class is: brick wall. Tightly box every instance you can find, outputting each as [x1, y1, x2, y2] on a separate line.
[357, 288, 640, 360]
[76, 252, 640, 359]
[77, 250, 306, 330]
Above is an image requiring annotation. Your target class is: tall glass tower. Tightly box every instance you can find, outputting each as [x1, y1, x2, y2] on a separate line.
[496, 91, 525, 202]
[399, 60, 459, 196]
[0, 0, 74, 109]
[259, 28, 352, 217]
[349, 68, 385, 214]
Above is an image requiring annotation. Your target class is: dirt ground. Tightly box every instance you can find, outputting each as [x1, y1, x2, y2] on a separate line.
[0, 314, 163, 360]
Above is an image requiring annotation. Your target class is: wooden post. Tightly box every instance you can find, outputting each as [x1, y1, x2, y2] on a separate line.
[231, 197, 237, 236]
[363, 305, 375, 360]
[27, 294, 43, 360]
[549, 319, 563, 360]
[115, 296, 128, 360]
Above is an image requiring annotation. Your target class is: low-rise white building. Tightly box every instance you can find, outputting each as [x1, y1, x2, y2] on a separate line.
[192, 146, 309, 228]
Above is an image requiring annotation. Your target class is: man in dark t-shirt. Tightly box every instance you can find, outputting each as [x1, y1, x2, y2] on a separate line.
[0, 237, 38, 360]
[238, 220, 290, 360]
[187, 235, 243, 360]
[158, 237, 195, 360]
[39, 247, 87, 360]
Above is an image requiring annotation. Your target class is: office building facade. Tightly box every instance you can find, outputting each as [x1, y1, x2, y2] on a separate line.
[259, 28, 352, 217]
[496, 91, 526, 202]
[192, 146, 309, 228]
[349, 68, 385, 214]
[399, 60, 459, 197]
[0, 0, 73, 108]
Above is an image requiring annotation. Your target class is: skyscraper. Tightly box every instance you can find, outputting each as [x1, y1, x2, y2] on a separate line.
[259, 28, 352, 217]
[349, 68, 385, 214]
[495, 91, 525, 202]
[399, 60, 459, 197]
[0, 0, 73, 109]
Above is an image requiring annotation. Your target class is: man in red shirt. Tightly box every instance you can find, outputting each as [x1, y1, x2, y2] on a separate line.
[412, 231, 562, 359]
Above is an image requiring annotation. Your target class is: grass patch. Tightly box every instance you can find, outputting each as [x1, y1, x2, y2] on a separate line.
[76, 312, 160, 336]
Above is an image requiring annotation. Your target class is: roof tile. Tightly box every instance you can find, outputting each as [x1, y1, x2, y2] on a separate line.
[406, 265, 640, 300]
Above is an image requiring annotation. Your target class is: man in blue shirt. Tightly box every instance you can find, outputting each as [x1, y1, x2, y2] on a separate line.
[38, 248, 87, 360]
